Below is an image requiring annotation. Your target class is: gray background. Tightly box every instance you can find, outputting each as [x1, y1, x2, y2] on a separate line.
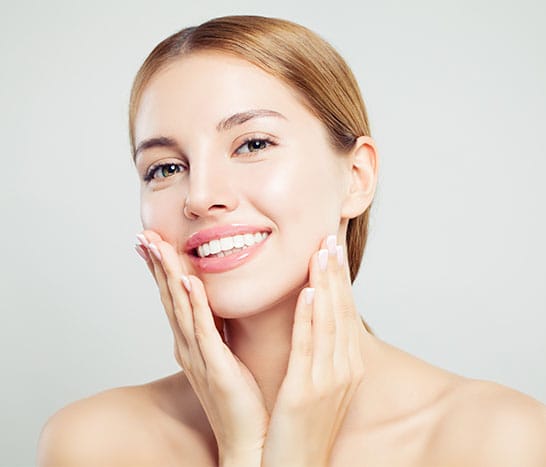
[1, 0, 545, 465]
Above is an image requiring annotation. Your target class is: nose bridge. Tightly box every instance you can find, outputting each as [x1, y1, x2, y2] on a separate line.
[185, 153, 237, 217]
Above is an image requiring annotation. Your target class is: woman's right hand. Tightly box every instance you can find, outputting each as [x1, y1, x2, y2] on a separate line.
[135, 231, 267, 467]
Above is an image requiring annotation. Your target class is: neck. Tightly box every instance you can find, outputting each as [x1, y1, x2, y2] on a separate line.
[223, 291, 299, 413]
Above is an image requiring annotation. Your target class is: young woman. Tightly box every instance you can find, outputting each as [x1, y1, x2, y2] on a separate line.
[38, 15, 546, 466]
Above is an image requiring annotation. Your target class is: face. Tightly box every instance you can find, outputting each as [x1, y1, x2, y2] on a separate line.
[133, 51, 351, 318]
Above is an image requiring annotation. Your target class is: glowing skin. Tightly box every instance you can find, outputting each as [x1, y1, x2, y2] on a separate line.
[134, 51, 354, 320]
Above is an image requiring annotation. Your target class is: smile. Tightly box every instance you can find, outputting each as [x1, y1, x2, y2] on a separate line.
[185, 224, 272, 273]
[196, 232, 269, 258]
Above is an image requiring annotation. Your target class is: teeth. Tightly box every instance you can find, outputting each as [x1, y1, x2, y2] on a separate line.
[233, 235, 245, 248]
[195, 232, 269, 258]
[220, 237, 234, 251]
[209, 239, 221, 254]
[243, 233, 255, 246]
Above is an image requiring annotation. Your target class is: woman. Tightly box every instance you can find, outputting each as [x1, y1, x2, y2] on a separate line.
[39, 15, 546, 466]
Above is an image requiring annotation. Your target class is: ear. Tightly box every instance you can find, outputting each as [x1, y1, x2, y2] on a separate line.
[340, 135, 379, 219]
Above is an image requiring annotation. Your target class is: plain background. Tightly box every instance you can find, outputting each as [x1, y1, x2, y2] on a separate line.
[1, 0, 545, 465]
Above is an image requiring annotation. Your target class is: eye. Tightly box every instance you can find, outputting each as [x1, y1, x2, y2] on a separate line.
[143, 162, 186, 182]
[235, 137, 275, 155]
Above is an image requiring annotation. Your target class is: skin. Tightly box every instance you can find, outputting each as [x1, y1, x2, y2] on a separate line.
[37, 51, 546, 466]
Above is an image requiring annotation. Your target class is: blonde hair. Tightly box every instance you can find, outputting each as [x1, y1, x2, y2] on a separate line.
[129, 15, 375, 334]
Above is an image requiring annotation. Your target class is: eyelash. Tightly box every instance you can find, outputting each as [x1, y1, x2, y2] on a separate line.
[143, 137, 277, 183]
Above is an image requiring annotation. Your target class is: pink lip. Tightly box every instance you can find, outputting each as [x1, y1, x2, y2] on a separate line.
[184, 224, 272, 274]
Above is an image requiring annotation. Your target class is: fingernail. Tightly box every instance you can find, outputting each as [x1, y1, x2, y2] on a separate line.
[326, 234, 337, 255]
[136, 233, 149, 247]
[134, 244, 149, 261]
[149, 242, 162, 261]
[318, 249, 328, 271]
[305, 287, 315, 305]
[336, 245, 344, 266]
[181, 275, 191, 293]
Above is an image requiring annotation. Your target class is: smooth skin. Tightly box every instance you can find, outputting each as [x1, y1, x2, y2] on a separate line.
[38, 52, 546, 466]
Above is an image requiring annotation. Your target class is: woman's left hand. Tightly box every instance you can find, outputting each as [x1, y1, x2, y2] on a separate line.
[261, 234, 367, 467]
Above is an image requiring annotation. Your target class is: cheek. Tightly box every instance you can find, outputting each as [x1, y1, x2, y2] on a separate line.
[140, 192, 183, 244]
[249, 158, 342, 268]
[255, 158, 341, 232]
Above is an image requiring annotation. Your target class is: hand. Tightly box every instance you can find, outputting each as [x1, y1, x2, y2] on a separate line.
[261, 234, 366, 467]
[135, 231, 267, 466]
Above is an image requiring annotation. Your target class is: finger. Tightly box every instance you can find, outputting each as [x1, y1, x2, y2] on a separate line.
[285, 286, 314, 381]
[325, 238, 353, 374]
[309, 246, 335, 384]
[324, 236, 365, 381]
[135, 239, 156, 281]
[139, 232, 195, 369]
[146, 237, 208, 374]
[150, 237, 194, 339]
[186, 275, 232, 374]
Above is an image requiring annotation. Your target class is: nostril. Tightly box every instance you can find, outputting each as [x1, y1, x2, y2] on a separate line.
[209, 204, 228, 211]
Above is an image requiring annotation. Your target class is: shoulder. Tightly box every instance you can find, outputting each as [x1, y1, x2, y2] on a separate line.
[432, 379, 546, 466]
[37, 373, 215, 466]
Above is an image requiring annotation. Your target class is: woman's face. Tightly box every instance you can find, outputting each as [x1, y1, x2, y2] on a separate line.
[134, 51, 352, 318]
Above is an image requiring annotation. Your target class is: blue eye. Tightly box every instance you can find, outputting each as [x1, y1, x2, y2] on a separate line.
[143, 162, 185, 182]
[235, 138, 275, 155]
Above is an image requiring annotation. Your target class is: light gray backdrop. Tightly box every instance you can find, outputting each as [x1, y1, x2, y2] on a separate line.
[1, 0, 545, 465]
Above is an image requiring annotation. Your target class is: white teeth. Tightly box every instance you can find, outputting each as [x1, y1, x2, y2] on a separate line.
[209, 239, 221, 254]
[220, 237, 234, 251]
[243, 233, 255, 246]
[195, 231, 269, 258]
[233, 235, 245, 248]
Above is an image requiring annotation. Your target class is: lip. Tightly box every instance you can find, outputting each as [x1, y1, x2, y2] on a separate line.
[184, 224, 272, 253]
[188, 231, 271, 273]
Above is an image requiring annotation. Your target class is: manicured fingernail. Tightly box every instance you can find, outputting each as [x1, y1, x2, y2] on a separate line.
[336, 245, 344, 266]
[136, 233, 149, 247]
[149, 242, 162, 261]
[318, 249, 328, 271]
[134, 244, 149, 261]
[305, 287, 315, 305]
[326, 234, 337, 255]
[181, 275, 191, 293]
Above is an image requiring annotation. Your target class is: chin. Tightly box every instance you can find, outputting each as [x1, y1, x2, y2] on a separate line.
[204, 275, 306, 320]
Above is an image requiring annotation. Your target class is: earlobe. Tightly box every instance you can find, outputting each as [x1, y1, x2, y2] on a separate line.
[340, 136, 379, 219]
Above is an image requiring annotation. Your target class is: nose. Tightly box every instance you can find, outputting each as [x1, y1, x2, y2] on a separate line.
[183, 161, 239, 219]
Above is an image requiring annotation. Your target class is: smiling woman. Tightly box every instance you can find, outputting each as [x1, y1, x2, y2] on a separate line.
[37, 15, 546, 467]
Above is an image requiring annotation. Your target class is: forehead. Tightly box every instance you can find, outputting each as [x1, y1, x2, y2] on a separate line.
[134, 51, 318, 140]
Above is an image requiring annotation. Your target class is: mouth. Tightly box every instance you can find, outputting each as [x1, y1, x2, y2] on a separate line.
[192, 231, 269, 258]
[184, 225, 272, 273]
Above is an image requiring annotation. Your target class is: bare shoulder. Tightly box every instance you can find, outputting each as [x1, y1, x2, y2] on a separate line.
[431, 378, 546, 466]
[37, 372, 216, 467]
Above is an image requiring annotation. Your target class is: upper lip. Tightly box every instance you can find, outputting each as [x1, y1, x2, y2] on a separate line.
[184, 224, 272, 253]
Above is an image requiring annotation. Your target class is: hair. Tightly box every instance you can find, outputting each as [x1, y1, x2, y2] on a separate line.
[129, 15, 376, 334]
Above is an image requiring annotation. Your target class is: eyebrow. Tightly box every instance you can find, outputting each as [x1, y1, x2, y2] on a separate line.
[134, 136, 179, 161]
[215, 108, 286, 132]
[134, 108, 286, 161]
